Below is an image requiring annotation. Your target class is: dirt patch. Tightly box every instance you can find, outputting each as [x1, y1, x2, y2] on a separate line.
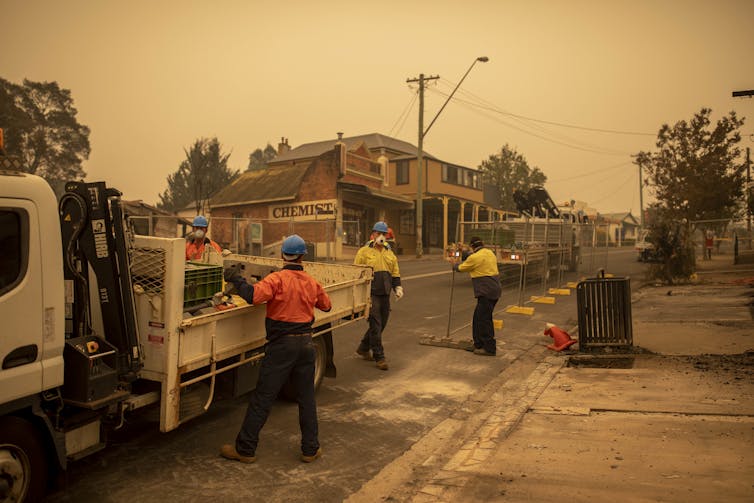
[684, 352, 754, 380]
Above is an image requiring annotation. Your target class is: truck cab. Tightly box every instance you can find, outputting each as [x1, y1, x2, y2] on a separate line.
[0, 171, 66, 502]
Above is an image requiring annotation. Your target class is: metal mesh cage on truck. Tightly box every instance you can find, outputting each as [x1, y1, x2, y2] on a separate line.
[576, 273, 633, 352]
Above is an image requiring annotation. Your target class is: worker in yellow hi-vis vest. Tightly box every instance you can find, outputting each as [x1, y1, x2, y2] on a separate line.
[453, 236, 501, 356]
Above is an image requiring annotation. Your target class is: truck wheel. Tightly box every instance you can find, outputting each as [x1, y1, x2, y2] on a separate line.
[0, 416, 48, 503]
[279, 336, 327, 401]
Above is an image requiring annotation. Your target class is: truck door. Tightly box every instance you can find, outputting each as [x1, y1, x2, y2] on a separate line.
[0, 201, 45, 404]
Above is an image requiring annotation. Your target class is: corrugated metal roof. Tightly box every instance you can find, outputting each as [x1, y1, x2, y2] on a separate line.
[210, 165, 308, 208]
[270, 133, 436, 164]
[339, 181, 414, 207]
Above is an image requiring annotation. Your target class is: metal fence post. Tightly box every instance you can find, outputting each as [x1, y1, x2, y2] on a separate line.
[540, 218, 550, 296]
[557, 221, 565, 287]
[589, 224, 597, 274]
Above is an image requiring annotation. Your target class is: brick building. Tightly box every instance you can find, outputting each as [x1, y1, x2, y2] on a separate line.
[209, 133, 504, 259]
[209, 135, 412, 259]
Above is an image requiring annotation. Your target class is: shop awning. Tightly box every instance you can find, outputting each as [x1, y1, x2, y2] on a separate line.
[339, 182, 414, 209]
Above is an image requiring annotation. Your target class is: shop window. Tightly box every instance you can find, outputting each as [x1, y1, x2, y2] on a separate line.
[399, 210, 415, 235]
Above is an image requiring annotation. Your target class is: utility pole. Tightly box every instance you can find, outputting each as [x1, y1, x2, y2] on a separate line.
[406, 73, 438, 258]
[638, 162, 644, 229]
[407, 57, 488, 258]
[731, 90, 753, 245]
[747, 147, 751, 238]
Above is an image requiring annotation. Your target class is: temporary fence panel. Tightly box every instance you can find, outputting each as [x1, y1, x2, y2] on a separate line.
[576, 274, 633, 352]
[690, 218, 744, 260]
[576, 223, 610, 277]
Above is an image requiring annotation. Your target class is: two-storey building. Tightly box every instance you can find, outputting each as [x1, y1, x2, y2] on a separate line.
[208, 133, 504, 259]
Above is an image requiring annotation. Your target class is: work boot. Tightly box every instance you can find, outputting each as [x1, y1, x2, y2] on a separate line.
[473, 348, 496, 356]
[375, 359, 389, 370]
[220, 444, 256, 463]
[301, 447, 322, 463]
[356, 349, 372, 361]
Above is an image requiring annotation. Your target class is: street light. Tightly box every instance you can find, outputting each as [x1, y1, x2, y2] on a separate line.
[412, 56, 489, 258]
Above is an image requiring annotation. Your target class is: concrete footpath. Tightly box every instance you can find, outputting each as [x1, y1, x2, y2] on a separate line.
[348, 255, 754, 502]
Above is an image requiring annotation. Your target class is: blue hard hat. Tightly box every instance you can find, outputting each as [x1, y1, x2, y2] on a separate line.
[372, 221, 388, 233]
[282, 234, 307, 255]
[192, 215, 209, 227]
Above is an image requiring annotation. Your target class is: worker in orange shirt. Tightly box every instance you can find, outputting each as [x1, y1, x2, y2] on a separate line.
[185, 215, 222, 261]
[220, 235, 332, 464]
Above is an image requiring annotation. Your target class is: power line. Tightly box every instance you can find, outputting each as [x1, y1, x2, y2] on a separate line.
[549, 161, 632, 182]
[439, 78, 655, 137]
[429, 87, 631, 156]
[429, 86, 633, 155]
[590, 169, 637, 205]
[388, 90, 419, 137]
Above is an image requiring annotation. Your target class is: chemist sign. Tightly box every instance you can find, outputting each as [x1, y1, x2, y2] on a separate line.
[269, 199, 336, 221]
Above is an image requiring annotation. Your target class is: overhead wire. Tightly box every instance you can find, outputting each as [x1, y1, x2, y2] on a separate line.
[394, 93, 418, 137]
[421, 76, 648, 210]
[435, 79, 625, 153]
[428, 86, 630, 156]
[429, 84, 632, 156]
[549, 161, 633, 182]
[440, 78, 655, 137]
[388, 90, 419, 138]
[590, 169, 637, 205]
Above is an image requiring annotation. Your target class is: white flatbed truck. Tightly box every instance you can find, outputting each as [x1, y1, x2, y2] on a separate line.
[0, 171, 371, 501]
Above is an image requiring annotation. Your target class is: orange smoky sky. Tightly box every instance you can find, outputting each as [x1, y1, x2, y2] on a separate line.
[3, 0, 753, 213]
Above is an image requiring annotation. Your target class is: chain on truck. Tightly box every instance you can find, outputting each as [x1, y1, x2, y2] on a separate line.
[0, 169, 372, 502]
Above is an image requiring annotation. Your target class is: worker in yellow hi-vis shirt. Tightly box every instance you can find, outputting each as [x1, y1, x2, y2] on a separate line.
[353, 221, 402, 370]
[453, 236, 501, 356]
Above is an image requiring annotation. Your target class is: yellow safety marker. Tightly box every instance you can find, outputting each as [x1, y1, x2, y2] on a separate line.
[531, 295, 556, 304]
[493, 319, 504, 329]
[566, 282, 578, 288]
[505, 305, 535, 316]
[548, 288, 571, 296]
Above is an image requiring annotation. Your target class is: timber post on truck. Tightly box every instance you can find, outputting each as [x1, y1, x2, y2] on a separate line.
[0, 170, 372, 502]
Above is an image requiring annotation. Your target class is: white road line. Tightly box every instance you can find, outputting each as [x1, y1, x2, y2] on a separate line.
[403, 270, 452, 281]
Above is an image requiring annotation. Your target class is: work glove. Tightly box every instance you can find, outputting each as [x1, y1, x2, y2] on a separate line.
[393, 286, 404, 300]
[221, 249, 232, 257]
[452, 263, 460, 272]
[223, 263, 242, 282]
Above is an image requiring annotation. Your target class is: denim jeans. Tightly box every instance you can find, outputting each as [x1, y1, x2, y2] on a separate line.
[235, 335, 319, 456]
[473, 296, 498, 354]
[358, 294, 390, 361]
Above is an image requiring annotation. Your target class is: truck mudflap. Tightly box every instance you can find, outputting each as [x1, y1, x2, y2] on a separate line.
[320, 327, 336, 379]
[129, 237, 371, 432]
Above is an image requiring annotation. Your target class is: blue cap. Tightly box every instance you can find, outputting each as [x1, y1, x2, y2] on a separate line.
[372, 221, 388, 233]
[192, 215, 209, 227]
[282, 234, 307, 255]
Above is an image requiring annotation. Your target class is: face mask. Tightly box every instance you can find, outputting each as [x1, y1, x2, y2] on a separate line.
[194, 230, 205, 239]
[375, 235, 386, 245]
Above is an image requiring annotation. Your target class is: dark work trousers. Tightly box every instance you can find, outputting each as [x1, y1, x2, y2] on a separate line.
[473, 296, 498, 354]
[357, 294, 390, 361]
[235, 334, 319, 457]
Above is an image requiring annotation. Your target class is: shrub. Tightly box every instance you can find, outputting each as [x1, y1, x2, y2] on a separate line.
[646, 214, 696, 284]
